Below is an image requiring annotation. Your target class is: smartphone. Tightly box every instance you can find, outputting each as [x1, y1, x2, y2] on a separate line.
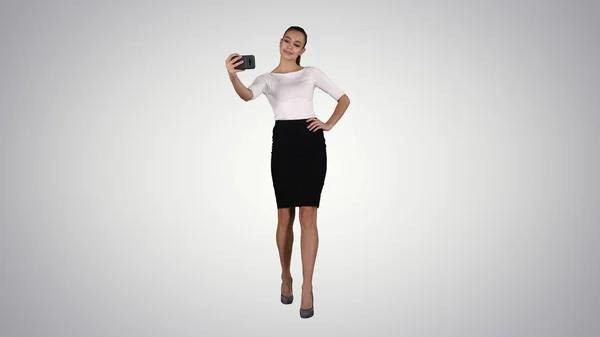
[232, 54, 255, 70]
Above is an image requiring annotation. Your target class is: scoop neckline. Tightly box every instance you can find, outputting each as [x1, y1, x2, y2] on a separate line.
[270, 67, 307, 75]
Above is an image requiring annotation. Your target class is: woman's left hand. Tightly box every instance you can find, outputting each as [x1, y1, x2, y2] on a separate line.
[306, 118, 332, 132]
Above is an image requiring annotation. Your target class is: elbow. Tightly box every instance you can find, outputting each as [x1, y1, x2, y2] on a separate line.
[339, 94, 350, 105]
[240, 92, 252, 102]
[243, 89, 253, 102]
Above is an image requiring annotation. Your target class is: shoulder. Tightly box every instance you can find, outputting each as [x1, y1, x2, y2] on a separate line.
[256, 72, 270, 79]
[303, 66, 335, 84]
[303, 66, 327, 77]
[251, 72, 271, 83]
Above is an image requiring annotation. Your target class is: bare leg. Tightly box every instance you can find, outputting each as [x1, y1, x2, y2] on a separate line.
[299, 206, 318, 309]
[276, 207, 295, 296]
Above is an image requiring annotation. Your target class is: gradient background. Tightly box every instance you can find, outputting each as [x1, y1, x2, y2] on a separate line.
[1, 0, 599, 336]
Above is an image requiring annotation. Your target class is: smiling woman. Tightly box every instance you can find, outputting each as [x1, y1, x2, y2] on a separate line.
[225, 25, 350, 319]
[279, 26, 307, 66]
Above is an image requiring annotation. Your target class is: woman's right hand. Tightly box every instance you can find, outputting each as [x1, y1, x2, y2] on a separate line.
[226, 53, 244, 75]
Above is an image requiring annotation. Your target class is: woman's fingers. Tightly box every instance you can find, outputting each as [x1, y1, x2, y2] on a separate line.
[306, 118, 316, 129]
[307, 119, 322, 131]
[226, 53, 241, 65]
[306, 118, 331, 132]
[225, 54, 245, 73]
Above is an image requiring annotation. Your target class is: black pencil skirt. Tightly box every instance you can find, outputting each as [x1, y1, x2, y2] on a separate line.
[271, 118, 327, 209]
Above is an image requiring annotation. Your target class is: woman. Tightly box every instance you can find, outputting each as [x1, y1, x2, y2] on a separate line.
[225, 26, 350, 319]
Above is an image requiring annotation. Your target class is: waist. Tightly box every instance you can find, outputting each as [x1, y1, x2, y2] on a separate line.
[275, 118, 311, 123]
[272, 99, 314, 120]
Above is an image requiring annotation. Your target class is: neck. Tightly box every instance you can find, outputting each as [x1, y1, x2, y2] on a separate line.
[276, 58, 300, 71]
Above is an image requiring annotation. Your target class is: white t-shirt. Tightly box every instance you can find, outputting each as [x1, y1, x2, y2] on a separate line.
[248, 66, 345, 120]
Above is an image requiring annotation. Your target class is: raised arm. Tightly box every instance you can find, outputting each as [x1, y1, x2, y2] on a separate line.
[229, 73, 253, 101]
[225, 53, 253, 101]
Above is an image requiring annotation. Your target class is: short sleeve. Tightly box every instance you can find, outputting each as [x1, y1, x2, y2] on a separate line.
[310, 67, 345, 101]
[248, 74, 268, 100]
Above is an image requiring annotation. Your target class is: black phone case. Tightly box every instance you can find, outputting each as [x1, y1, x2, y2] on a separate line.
[233, 55, 255, 70]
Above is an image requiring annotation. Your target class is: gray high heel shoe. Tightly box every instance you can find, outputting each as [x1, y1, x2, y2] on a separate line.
[281, 278, 293, 304]
[299, 291, 314, 318]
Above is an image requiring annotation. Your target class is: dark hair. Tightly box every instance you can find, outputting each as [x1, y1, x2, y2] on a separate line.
[284, 26, 307, 65]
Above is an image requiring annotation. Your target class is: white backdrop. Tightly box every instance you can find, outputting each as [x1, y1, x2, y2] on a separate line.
[1, 0, 599, 336]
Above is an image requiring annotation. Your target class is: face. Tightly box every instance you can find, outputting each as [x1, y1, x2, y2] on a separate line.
[280, 30, 305, 61]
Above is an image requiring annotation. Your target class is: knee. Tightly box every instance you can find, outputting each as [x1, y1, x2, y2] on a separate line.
[299, 214, 316, 230]
[277, 208, 295, 227]
[278, 217, 293, 228]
